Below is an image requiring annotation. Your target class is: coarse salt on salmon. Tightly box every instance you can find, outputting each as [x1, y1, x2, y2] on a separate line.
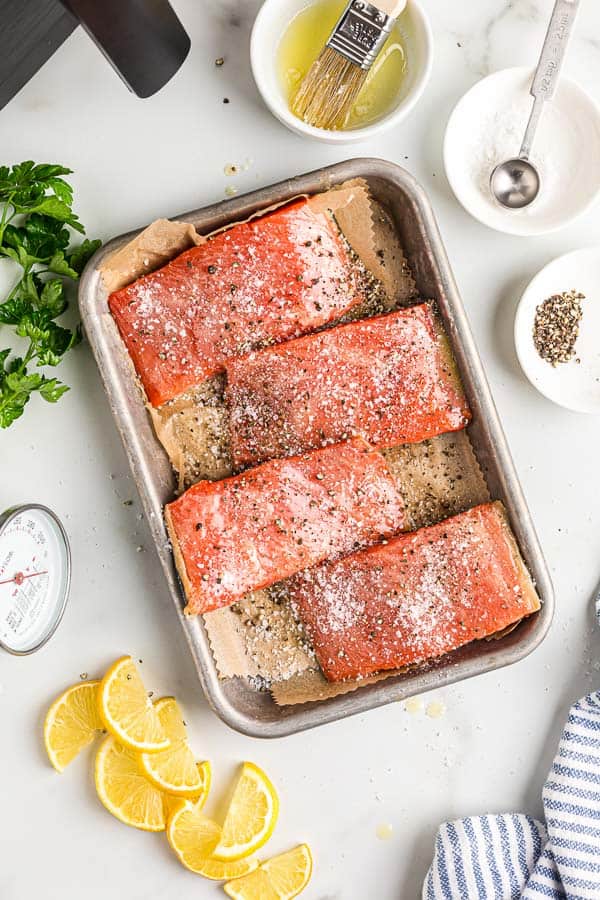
[225, 304, 471, 468]
[288, 501, 540, 682]
[108, 199, 368, 406]
[165, 437, 405, 615]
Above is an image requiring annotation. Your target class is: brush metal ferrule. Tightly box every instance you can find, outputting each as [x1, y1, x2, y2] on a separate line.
[326, 1, 396, 71]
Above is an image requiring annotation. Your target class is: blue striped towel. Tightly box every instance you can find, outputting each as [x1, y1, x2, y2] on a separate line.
[424, 688, 600, 896]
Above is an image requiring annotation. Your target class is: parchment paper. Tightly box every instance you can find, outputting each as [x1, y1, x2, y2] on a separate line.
[101, 220, 206, 294]
[98, 182, 491, 706]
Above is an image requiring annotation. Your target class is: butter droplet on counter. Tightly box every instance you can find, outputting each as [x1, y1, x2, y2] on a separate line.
[376, 823, 394, 840]
[224, 186, 238, 197]
[403, 696, 423, 715]
[224, 163, 240, 176]
[426, 700, 446, 719]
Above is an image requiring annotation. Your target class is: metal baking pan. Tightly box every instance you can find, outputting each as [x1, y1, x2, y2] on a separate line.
[79, 158, 553, 738]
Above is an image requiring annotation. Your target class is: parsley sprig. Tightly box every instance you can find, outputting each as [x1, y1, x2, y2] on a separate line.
[0, 162, 100, 428]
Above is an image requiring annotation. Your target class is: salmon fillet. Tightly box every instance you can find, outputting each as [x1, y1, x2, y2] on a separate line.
[288, 501, 540, 682]
[165, 437, 406, 615]
[225, 304, 471, 469]
[109, 199, 367, 406]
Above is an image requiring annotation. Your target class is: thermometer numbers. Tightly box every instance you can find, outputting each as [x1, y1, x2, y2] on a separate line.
[28, 519, 48, 547]
[0, 507, 69, 653]
[4, 570, 50, 635]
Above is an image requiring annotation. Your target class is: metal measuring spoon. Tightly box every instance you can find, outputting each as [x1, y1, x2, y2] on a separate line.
[490, 0, 580, 209]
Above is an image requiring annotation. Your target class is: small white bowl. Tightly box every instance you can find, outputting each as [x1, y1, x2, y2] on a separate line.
[515, 247, 600, 413]
[444, 67, 600, 236]
[250, 0, 433, 144]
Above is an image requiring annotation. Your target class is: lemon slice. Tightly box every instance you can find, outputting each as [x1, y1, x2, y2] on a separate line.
[44, 680, 104, 772]
[213, 762, 279, 862]
[138, 697, 208, 796]
[191, 759, 212, 807]
[162, 760, 212, 822]
[95, 735, 168, 831]
[188, 855, 259, 881]
[224, 844, 313, 900]
[98, 656, 169, 753]
[166, 797, 222, 871]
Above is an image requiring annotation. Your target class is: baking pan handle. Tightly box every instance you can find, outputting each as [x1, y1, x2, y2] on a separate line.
[60, 0, 191, 98]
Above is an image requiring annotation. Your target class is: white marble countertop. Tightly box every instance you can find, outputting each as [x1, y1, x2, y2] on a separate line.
[2, 2, 600, 898]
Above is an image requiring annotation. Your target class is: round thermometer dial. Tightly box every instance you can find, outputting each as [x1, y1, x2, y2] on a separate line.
[0, 505, 71, 654]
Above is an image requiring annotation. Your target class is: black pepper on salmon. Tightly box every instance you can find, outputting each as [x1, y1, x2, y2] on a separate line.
[288, 502, 540, 682]
[164, 437, 405, 615]
[225, 304, 471, 469]
[108, 199, 370, 406]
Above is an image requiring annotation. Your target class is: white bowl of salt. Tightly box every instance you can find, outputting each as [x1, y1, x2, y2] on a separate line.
[443, 67, 600, 236]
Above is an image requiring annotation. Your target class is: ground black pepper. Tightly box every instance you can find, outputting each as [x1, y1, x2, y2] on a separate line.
[533, 289, 585, 366]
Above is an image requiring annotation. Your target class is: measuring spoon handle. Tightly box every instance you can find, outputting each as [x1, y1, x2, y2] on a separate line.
[532, 0, 580, 101]
[520, 0, 580, 160]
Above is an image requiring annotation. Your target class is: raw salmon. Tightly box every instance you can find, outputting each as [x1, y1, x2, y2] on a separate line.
[165, 437, 405, 615]
[225, 304, 471, 469]
[288, 502, 540, 682]
[109, 200, 368, 406]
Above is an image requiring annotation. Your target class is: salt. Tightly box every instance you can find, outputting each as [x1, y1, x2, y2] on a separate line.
[445, 70, 597, 234]
[466, 93, 570, 219]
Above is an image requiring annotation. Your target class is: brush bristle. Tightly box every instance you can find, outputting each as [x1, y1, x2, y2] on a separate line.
[292, 46, 368, 131]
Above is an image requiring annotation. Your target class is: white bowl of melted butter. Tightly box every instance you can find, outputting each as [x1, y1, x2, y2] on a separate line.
[251, 0, 433, 144]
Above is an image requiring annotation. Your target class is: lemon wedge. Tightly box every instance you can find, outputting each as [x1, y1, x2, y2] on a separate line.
[186, 855, 259, 881]
[224, 844, 313, 900]
[213, 762, 279, 862]
[138, 697, 208, 796]
[98, 656, 169, 753]
[166, 797, 222, 871]
[44, 680, 104, 772]
[95, 735, 168, 831]
[161, 760, 212, 823]
[191, 759, 212, 807]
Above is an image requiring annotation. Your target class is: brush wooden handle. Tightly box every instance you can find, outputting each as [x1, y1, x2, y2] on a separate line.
[375, 0, 407, 17]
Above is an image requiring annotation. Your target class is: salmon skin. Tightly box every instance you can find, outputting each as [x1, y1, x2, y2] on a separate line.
[108, 199, 367, 407]
[288, 502, 540, 682]
[225, 304, 471, 469]
[165, 437, 405, 616]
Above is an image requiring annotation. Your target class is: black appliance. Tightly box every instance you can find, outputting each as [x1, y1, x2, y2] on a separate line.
[0, 0, 191, 110]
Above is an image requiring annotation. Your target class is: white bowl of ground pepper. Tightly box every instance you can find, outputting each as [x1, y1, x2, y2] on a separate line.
[515, 248, 600, 413]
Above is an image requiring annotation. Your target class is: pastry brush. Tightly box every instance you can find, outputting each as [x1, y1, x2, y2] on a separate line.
[292, 0, 407, 130]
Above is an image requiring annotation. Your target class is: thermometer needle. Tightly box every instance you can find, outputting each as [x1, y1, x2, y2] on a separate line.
[0, 570, 48, 586]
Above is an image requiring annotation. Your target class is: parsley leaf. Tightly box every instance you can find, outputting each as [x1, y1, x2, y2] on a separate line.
[0, 162, 101, 428]
[0, 162, 84, 232]
[67, 237, 101, 274]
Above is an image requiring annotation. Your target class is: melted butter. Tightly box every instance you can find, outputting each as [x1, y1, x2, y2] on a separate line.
[426, 700, 446, 719]
[404, 695, 423, 715]
[276, 0, 408, 129]
[376, 822, 394, 840]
